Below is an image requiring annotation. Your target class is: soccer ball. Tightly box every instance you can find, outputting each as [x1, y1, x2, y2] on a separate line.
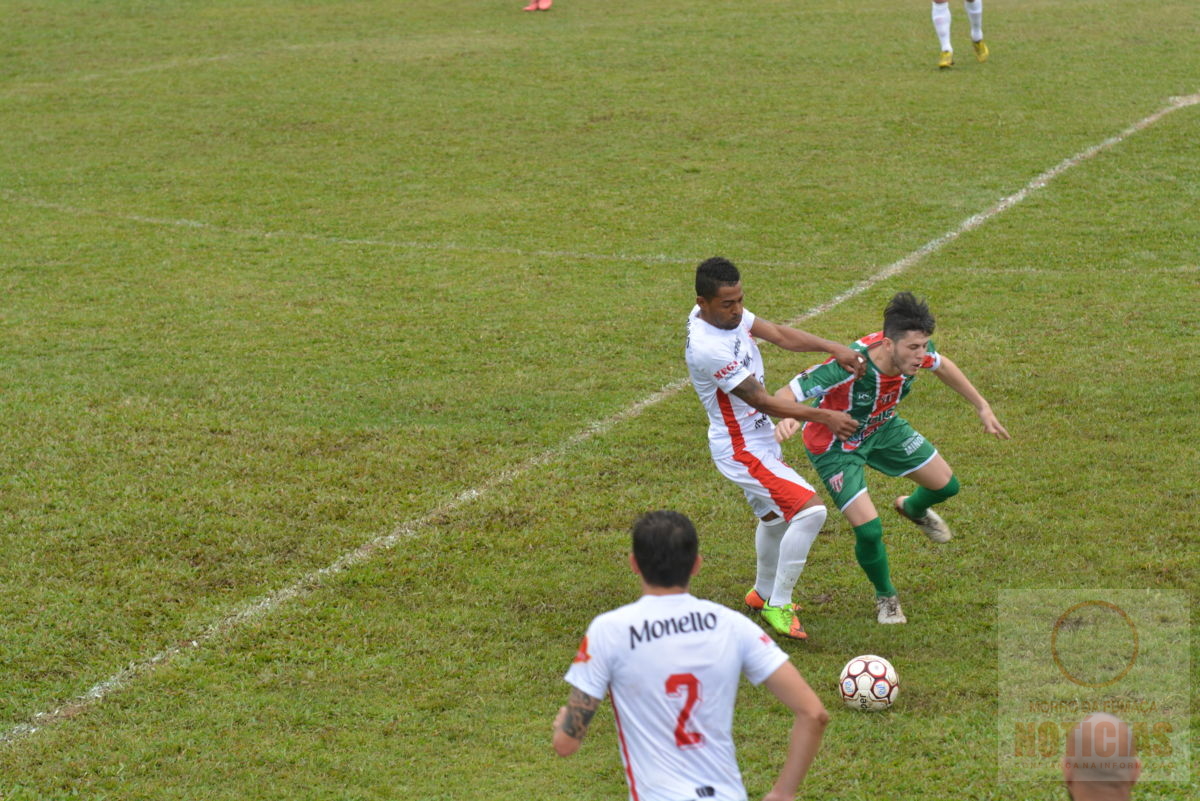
[839, 654, 899, 711]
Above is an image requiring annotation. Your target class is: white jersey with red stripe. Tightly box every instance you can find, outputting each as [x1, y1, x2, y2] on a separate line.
[565, 593, 788, 801]
[685, 306, 777, 461]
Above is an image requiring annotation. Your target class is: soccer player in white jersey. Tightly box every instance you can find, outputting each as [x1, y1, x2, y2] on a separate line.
[553, 510, 828, 801]
[685, 257, 862, 640]
[932, 0, 988, 69]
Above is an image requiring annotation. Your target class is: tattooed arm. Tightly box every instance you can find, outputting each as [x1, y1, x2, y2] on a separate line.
[552, 686, 602, 757]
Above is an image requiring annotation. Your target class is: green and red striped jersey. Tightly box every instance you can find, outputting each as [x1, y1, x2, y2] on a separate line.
[787, 331, 940, 455]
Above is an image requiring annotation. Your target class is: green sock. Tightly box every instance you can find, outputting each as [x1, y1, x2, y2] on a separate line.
[904, 475, 960, 519]
[853, 518, 895, 597]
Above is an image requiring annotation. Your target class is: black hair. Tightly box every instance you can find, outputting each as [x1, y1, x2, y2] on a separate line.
[883, 291, 936, 340]
[632, 510, 698, 589]
[695, 257, 740, 299]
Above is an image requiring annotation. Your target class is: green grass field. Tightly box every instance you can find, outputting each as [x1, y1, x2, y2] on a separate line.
[1, 0, 1197, 798]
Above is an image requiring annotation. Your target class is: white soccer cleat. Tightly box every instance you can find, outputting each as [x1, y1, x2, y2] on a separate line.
[875, 595, 907, 624]
[894, 496, 953, 543]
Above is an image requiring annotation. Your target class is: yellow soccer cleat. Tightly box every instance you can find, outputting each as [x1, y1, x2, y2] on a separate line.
[938, 50, 954, 69]
[973, 39, 989, 62]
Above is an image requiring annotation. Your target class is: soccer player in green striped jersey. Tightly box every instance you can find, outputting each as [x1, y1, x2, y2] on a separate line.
[773, 292, 1009, 624]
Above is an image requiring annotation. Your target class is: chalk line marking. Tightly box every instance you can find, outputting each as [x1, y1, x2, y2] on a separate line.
[3, 91, 1196, 748]
[0, 192, 793, 268]
[0, 34, 508, 96]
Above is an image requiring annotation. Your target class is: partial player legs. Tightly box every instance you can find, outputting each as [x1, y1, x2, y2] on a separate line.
[755, 504, 826, 640]
[752, 516, 788, 602]
[931, 0, 953, 67]
[770, 505, 826, 608]
[903, 474, 960, 520]
[895, 455, 958, 543]
[964, 0, 986, 59]
[932, 0, 988, 66]
[844, 496, 895, 596]
[843, 495, 905, 623]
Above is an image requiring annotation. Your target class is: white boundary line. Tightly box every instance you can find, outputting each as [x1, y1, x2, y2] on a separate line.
[2, 91, 1196, 748]
[0, 36, 473, 95]
[0, 192, 804, 268]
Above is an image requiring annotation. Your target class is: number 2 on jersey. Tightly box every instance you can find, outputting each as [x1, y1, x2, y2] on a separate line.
[665, 673, 703, 748]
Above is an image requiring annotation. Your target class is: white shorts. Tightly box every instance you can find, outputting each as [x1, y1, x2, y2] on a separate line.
[713, 443, 817, 522]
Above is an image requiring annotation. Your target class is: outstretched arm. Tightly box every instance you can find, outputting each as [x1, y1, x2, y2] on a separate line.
[552, 687, 601, 757]
[750, 317, 865, 378]
[932, 356, 1010, 440]
[730, 376, 857, 440]
[771, 385, 805, 442]
[760, 662, 830, 801]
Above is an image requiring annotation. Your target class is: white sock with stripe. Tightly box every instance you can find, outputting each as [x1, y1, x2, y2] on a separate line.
[932, 1, 953, 52]
[769, 505, 827, 608]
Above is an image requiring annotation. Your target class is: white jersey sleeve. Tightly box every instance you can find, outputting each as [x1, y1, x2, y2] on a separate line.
[686, 307, 778, 460]
[686, 308, 758, 394]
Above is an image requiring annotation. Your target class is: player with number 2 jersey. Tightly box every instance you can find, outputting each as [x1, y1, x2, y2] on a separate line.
[553, 511, 828, 801]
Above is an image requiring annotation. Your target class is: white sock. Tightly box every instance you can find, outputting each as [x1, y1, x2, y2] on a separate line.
[754, 517, 789, 600]
[932, 1, 953, 52]
[769, 506, 827, 608]
[964, 0, 983, 42]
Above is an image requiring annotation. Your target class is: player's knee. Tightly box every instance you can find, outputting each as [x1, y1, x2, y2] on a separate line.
[853, 518, 884, 545]
[795, 503, 827, 528]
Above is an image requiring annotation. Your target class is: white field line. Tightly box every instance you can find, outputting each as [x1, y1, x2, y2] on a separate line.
[6, 98, 1196, 270]
[2, 91, 1196, 748]
[0, 37, 436, 94]
[0, 191, 807, 268]
[0, 192, 785, 267]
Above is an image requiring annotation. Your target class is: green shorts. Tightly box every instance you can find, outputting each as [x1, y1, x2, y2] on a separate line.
[806, 417, 938, 511]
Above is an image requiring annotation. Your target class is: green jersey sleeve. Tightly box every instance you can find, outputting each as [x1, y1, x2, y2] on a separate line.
[788, 359, 857, 402]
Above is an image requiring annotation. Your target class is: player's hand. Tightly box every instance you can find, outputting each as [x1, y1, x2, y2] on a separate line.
[979, 408, 1010, 440]
[553, 706, 567, 732]
[775, 418, 801, 443]
[821, 409, 857, 441]
[832, 345, 866, 378]
[762, 791, 795, 801]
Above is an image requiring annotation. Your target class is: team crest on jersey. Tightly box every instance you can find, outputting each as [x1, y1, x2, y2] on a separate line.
[829, 472, 844, 492]
[572, 636, 591, 664]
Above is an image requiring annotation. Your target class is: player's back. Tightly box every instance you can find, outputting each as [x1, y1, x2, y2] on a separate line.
[566, 593, 786, 801]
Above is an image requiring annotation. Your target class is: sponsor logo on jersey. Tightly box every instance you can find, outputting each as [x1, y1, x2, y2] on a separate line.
[629, 611, 718, 650]
[902, 433, 925, 455]
[713, 360, 741, 380]
[572, 636, 591, 664]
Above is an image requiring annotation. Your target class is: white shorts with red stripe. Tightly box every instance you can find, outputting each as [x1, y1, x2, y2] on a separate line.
[712, 443, 817, 521]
